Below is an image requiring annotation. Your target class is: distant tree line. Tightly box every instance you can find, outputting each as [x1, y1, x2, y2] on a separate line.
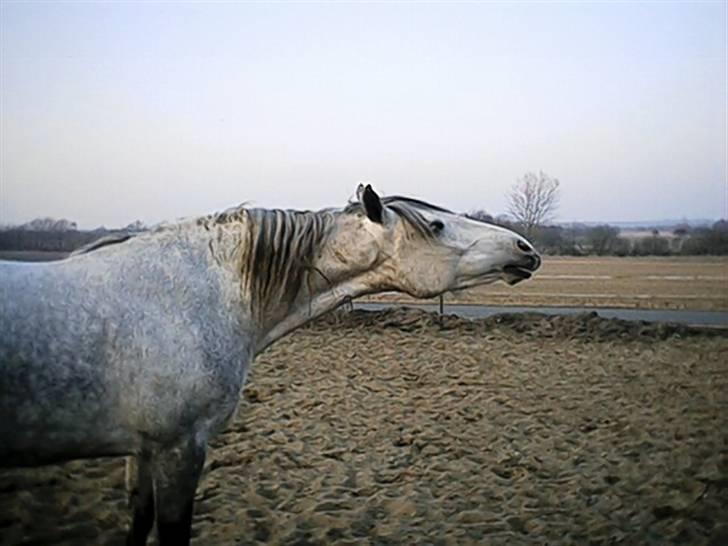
[0, 219, 147, 253]
[0, 229, 101, 252]
[466, 211, 728, 256]
[2, 213, 727, 257]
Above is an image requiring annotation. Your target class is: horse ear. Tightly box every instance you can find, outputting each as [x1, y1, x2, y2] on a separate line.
[358, 184, 383, 224]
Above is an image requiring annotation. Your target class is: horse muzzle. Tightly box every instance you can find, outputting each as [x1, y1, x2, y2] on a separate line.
[503, 254, 541, 285]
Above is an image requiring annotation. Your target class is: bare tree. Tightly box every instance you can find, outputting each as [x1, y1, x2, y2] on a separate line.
[507, 171, 560, 237]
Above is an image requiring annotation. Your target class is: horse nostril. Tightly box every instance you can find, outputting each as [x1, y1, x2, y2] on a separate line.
[517, 240, 532, 253]
[527, 254, 541, 271]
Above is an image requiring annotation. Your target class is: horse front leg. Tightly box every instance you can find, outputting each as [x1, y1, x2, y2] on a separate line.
[126, 452, 155, 546]
[152, 434, 207, 546]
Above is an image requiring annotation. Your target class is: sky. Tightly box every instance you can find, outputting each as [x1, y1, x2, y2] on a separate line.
[0, 1, 726, 229]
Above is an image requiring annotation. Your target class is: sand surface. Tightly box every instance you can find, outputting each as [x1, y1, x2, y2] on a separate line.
[1, 309, 727, 545]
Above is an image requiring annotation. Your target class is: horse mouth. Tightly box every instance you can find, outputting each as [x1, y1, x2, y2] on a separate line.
[503, 265, 533, 285]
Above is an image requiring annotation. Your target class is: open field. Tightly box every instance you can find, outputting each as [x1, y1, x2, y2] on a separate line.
[1, 309, 727, 546]
[366, 256, 728, 311]
[0, 250, 70, 262]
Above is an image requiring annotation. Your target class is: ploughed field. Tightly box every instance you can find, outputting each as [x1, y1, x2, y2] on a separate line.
[366, 256, 728, 311]
[1, 309, 727, 546]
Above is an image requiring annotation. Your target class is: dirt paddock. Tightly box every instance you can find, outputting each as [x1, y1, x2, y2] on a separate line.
[1, 309, 727, 545]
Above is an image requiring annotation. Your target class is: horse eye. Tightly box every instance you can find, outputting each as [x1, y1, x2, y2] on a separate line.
[430, 220, 445, 233]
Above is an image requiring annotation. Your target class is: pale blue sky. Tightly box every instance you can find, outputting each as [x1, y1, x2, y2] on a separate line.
[1, 1, 726, 228]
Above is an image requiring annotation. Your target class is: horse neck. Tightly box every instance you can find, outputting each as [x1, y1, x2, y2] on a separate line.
[222, 208, 381, 352]
[255, 271, 383, 351]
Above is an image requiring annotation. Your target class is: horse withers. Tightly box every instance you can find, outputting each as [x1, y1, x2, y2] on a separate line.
[0, 184, 540, 545]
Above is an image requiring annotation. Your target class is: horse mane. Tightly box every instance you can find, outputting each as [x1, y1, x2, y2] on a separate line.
[70, 233, 137, 256]
[233, 208, 336, 319]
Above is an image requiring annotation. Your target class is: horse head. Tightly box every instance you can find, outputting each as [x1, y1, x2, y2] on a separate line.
[317, 184, 541, 300]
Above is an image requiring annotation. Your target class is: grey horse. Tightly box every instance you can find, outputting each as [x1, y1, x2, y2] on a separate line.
[0, 184, 540, 545]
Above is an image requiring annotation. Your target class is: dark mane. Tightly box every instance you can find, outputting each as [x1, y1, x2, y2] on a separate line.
[380, 196, 453, 214]
[238, 208, 335, 320]
[70, 233, 136, 256]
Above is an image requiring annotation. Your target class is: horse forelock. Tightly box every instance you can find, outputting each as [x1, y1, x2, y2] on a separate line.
[381, 196, 453, 214]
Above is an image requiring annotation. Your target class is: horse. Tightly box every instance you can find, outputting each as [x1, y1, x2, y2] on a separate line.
[0, 184, 541, 545]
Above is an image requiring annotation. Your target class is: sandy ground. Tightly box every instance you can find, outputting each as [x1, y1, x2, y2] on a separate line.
[1, 309, 727, 546]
